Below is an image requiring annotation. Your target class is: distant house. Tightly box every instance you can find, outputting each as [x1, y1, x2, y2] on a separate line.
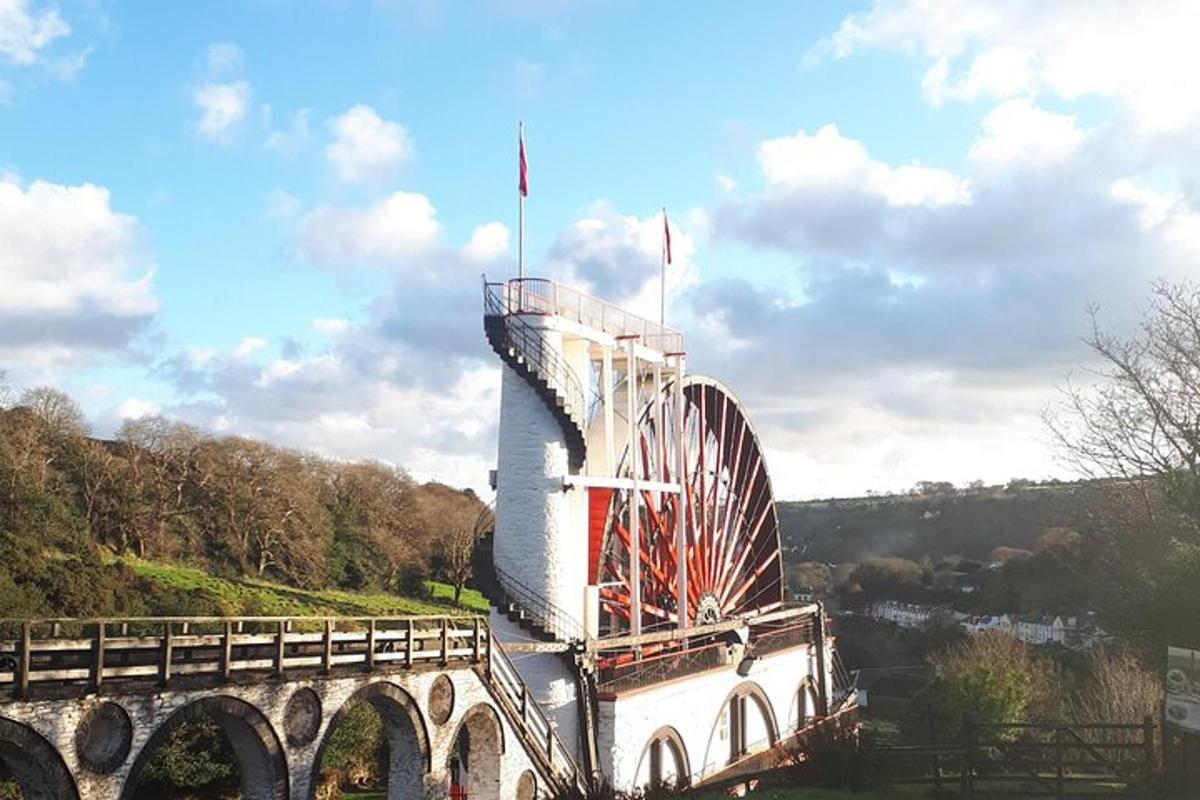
[870, 601, 935, 628]
[792, 586, 816, 603]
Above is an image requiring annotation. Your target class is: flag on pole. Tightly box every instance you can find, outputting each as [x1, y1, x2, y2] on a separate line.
[663, 208, 672, 264]
[519, 125, 529, 197]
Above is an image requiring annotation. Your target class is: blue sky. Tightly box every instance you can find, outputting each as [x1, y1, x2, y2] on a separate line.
[3, 0, 1200, 498]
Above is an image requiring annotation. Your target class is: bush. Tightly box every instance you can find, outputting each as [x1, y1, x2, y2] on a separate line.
[927, 631, 1055, 739]
[789, 723, 885, 791]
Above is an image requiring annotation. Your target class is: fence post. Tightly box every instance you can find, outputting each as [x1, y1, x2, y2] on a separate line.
[92, 622, 106, 692]
[441, 617, 449, 667]
[160, 621, 173, 686]
[473, 618, 482, 664]
[963, 718, 975, 799]
[274, 619, 286, 678]
[16, 621, 31, 699]
[323, 619, 333, 674]
[366, 619, 376, 671]
[1055, 726, 1064, 798]
[222, 620, 233, 679]
[1143, 714, 1155, 784]
[406, 619, 415, 668]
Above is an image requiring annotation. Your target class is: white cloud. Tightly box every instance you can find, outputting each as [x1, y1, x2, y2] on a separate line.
[294, 191, 441, 267]
[0, 176, 157, 364]
[968, 97, 1084, 169]
[760, 124, 970, 207]
[313, 317, 350, 336]
[825, 0, 1200, 138]
[543, 203, 699, 319]
[264, 108, 310, 154]
[463, 222, 509, 262]
[325, 105, 413, 183]
[205, 42, 242, 78]
[233, 336, 267, 359]
[0, 0, 69, 65]
[117, 397, 160, 420]
[194, 81, 250, 142]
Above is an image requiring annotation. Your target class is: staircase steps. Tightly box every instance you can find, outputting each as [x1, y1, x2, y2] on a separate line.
[483, 311, 586, 472]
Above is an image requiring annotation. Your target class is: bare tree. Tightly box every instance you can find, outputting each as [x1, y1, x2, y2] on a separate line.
[1047, 281, 1200, 527]
[418, 483, 487, 604]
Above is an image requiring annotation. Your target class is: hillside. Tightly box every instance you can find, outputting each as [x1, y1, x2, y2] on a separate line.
[777, 481, 1111, 565]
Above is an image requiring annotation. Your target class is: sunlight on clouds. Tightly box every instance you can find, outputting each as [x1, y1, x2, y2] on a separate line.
[295, 191, 440, 267]
[759, 124, 970, 207]
[827, 0, 1200, 138]
[194, 81, 249, 141]
[967, 98, 1084, 169]
[325, 105, 413, 183]
[0, 0, 69, 65]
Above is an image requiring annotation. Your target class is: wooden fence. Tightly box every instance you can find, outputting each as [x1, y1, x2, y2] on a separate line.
[0, 615, 486, 697]
[880, 719, 1156, 798]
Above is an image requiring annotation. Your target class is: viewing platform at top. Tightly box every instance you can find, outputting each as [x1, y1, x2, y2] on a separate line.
[484, 277, 685, 355]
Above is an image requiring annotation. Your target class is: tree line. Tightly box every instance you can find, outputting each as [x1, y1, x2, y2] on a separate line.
[0, 375, 489, 609]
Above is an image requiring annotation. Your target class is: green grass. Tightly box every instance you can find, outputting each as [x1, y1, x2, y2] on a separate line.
[127, 558, 489, 617]
[692, 785, 929, 799]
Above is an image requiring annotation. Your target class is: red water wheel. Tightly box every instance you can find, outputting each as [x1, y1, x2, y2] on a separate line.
[596, 376, 784, 636]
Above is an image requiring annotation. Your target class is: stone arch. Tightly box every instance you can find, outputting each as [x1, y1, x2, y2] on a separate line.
[704, 681, 779, 768]
[309, 680, 431, 800]
[790, 677, 820, 731]
[0, 717, 80, 800]
[446, 702, 504, 800]
[633, 725, 690, 790]
[120, 695, 288, 800]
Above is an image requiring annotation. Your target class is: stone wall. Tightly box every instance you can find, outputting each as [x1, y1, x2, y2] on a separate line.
[0, 665, 546, 800]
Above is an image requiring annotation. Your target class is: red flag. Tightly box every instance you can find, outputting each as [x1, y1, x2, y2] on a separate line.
[519, 125, 529, 197]
[663, 208, 672, 264]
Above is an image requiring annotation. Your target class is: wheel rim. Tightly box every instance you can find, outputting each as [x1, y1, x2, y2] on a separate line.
[596, 376, 784, 635]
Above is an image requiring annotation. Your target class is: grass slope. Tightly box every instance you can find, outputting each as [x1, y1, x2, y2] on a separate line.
[128, 558, 489, 618]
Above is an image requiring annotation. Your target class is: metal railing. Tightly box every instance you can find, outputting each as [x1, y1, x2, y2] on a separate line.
[484, 280, 587, 435]
[493, 277, 685, 354]
[493, 563, 586, 643]
[0, 615, 486, 698]
[485, 629, 589, 795]
[597, 641, 730, 695]
[750, 618, 817, 657]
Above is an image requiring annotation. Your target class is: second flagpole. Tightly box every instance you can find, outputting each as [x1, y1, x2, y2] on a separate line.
[518, 123, 525, 282]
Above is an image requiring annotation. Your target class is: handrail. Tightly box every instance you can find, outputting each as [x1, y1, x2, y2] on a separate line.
[484, 280, 587, 436]
[0, 614, 487, 699]
[486, 629, 588, 794]
[493, 562, 586, 643]
[499, 277, 685, 354]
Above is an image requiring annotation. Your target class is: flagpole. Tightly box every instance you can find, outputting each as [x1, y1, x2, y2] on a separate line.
[518, 122, 525, 282]
[660, 207, 667, 326]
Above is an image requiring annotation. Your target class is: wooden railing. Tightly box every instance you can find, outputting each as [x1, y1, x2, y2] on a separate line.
[483, 629, 590, 795]
[0, 616, 486, 697]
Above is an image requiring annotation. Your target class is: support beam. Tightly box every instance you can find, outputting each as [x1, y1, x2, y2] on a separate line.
[562, 475, 680, 493]
[602, 347, 614, 473]
[625, 338, 641, 637]
[674, 353, 688, 632]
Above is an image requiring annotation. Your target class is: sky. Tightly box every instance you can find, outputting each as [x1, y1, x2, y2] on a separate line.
[3, 0, 1200, 500]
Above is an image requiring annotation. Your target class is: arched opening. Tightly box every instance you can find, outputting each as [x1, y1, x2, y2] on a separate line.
[633, 726, 690, 791]
[447, 703, 504, 800]
[791, 678, 820, 732]
[310, 681, 430, 800]
[0, 717, 79, 800]
[121, 696, 287, 800]
[703, 681, 779, 771]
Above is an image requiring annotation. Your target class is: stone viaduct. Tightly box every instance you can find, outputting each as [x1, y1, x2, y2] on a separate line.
[0, 616, 584, 800]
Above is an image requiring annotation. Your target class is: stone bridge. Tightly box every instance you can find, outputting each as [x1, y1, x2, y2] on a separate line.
[0, 616, 585, 800]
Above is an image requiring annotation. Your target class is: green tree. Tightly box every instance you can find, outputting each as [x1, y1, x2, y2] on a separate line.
[928, 631, 1053, 738]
